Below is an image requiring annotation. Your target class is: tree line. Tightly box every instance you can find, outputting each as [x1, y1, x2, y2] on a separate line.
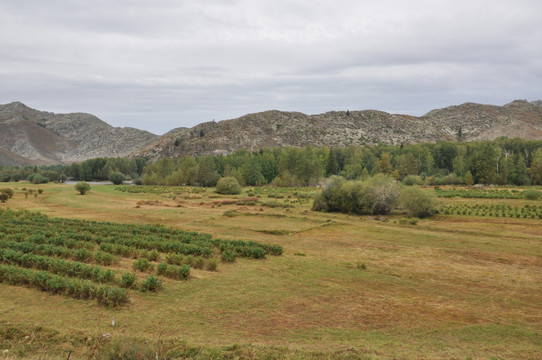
[2, 137, 542, 186]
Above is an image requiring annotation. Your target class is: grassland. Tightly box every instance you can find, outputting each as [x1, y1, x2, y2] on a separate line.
[0, 183, 541, 359]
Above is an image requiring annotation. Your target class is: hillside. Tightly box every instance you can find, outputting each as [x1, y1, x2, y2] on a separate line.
[1, 100, 542, 165]
[0, 102, 158, 165]
[134, 100, 542, 161]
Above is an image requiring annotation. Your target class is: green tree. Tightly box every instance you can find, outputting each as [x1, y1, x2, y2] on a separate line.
[530, 148, 542, 185]
[75, 182, 91, 195]
[464, 171, 474, 186]
[473, 143, 498, 184]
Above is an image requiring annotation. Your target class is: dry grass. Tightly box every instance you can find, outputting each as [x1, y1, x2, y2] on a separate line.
[0, 183, 541, 359]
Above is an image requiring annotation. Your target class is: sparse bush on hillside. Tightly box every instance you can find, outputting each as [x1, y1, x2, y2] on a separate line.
[215, 177, 242, 195]
[75, 181, 91, 195]
[109, 172, 125, 185]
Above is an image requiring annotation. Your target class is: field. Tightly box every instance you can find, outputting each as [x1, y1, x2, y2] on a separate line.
[0, 183, 541, 359]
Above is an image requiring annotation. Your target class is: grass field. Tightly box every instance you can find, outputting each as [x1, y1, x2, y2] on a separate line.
[0, 183, 541, 359]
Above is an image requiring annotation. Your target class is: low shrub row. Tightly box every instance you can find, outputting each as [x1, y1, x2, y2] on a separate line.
[0, 248, 117, 284]
[0, 264, 128, 307]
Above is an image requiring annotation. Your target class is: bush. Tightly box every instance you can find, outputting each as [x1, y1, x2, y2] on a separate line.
[523, 189, 542, 200]
[120, 272, 136, 289]
[402, 175, 423, 186]
[312, 175, 399, 215]
[215, 177, 242, 195]
[0, 188, 14, 198]
[0, 193, 8, 203]
[141, 274, 162, 292]
[109, 172, 125, 185]
[399, 186, 438, 218]
[206, 258, 218, 271]
[133, 258, 153, 272]
[75, 182, 91, 195]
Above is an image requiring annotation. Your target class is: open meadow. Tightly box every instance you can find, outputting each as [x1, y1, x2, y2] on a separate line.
[0, 183, 541, 359]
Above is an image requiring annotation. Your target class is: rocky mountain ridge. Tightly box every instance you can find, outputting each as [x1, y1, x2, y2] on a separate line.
[134, 100, 542, 161]
[1, 100, 541, 165]
[0, 102, 158, 165]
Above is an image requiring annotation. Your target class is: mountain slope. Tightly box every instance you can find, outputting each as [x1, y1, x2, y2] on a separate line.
[0, 102, 158, 164]
[134, 100, 542, 161]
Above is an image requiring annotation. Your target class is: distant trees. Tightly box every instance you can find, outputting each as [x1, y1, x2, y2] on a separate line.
[2, 137, 542, 187]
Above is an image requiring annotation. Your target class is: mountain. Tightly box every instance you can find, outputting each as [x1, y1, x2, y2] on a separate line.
[2, 100, 542, 165]
[134, 100, 542, 161]
[0, 102, 158, 165]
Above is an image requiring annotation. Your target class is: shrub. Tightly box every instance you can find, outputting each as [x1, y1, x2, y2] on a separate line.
[191, 256, 204, 269]
[523, 189, 542, 200]
[0, 188, 14, 198]
[206, 258, 218, 271]
[109, 172, 125, 185]
[0, 193, 8, 203]
[221, 249, 237, 263]
[215, 177, 242, 195]
[120, 272, 136, 289]
[402, 175, 423, 186]
[133, 258, 153, 272]
[75, 182, 91, 195]
[141, 275, 162, 292]
[399, 186, 439, 218]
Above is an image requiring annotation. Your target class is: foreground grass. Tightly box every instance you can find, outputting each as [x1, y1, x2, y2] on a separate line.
[0, 183, 541, 359]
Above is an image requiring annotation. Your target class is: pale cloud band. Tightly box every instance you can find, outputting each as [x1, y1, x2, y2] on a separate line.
[1, 0, 540, 134]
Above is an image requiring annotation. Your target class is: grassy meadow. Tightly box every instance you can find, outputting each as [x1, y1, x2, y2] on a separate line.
[0, 182, 541, 359]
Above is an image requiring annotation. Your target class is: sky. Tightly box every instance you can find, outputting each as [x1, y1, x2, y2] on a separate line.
[1, 0, 541, 135]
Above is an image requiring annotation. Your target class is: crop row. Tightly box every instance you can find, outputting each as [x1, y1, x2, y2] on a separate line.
[0, 264, 128, 307]
[0, 209, 283, 261]
[435, 188, 541, 199]
[115, 185, 206, 195]
[0, 248, 117, 284]
[440, 204, 542, 218]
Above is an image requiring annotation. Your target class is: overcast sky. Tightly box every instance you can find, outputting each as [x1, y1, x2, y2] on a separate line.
[1, 0, 541, 134]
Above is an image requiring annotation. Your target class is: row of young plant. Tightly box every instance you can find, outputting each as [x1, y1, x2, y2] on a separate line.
[0, 264, 128, 307]
[0, 240, 117, 265]
[0, 245, 185, 295]
[0, 209, 282, 261]
[440, 204, 542, 218]
[114, 185, 206, 195]
[435, 188, 542, 199]
[0, 248, 117, 284]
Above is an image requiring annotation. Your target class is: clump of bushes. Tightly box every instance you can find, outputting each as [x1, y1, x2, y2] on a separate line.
[215, 177, 242, 195]
[140, 274, 162, 292]
[0, 188, 14, 198]
[312, 175, 400, 215]
[313, 175, 437, 218]
[133, 258, 154, 273]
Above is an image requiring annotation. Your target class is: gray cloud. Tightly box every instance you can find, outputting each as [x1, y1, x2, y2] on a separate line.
[1, 0, 541, 134]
